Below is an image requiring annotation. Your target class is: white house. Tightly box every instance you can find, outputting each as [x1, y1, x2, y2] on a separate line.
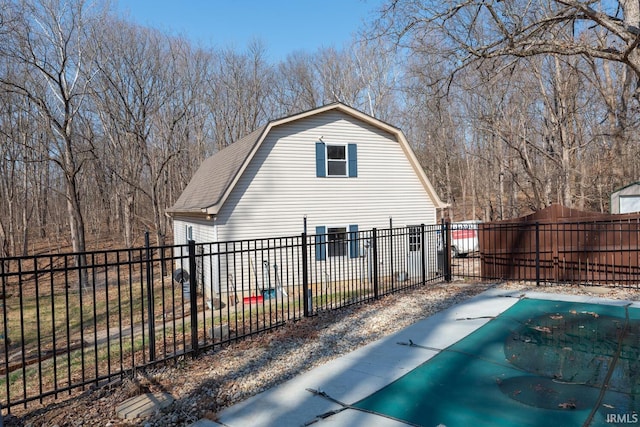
[167, 103, 447, 301]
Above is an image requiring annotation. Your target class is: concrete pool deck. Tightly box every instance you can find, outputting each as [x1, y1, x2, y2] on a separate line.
[192, 288, 640, 427]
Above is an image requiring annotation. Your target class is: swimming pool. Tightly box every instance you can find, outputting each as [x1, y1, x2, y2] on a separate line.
[353, 298, 640, 427]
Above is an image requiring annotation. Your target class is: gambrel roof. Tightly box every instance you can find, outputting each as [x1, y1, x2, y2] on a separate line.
[167, 126, 267, 216]
[167, 103, 446, 216]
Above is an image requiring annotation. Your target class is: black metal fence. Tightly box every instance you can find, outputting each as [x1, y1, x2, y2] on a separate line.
[4, 219, 639, 412]
[0, 224, 447, 412]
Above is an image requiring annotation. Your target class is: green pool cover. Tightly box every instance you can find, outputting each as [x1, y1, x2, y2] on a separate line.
[353, 298, 640, 427]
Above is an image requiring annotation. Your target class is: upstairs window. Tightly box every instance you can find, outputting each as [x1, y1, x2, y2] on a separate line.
[327, 145, 347, 176]
[316, 142, 357, 177]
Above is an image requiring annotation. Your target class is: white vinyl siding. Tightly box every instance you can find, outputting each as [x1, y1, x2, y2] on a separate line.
[173, 109, 439, 293]
[172, 218, 219, 298]
[172, 218, 217, 245]
[215, 110, 437, 242]
[611, 183, 640, 214]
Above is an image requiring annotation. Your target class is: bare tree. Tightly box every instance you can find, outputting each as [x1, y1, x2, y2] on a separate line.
[207, 41, 274, 149]
[272, 40, 401, 122]
[315, 47, 363, 106]
[272, 51, 320, 115]
[351, 38, 401, 121]
[376, 1, 640, 87]
[89, 17, 215, 247]
[374, 0, 640, 214]
[0, 0, 107, 262]
[0, 90, 24, 257]
[91, 19, 166, 247]
[400, 53, 467, 215]
[145, 37, 210, 247]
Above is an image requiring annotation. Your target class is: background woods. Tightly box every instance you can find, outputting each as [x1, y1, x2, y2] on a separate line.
[1, 0, 639, 258]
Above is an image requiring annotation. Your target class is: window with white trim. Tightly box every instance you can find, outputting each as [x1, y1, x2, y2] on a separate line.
[327, 227, 348, 257]
[314, 224, 359, 260]
[326, 145, 347, 176]
[315, 142, 357, 177]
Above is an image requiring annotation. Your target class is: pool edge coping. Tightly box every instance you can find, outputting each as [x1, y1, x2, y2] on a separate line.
[207, 288, 640, 427]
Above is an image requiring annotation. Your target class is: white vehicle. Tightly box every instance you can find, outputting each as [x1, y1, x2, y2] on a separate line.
[450, 220, 480, 257]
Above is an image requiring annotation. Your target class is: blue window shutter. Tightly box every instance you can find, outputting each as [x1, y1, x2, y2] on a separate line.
[348, 144, 357, 177]
[349, 224, 359, 258]
[316, 142, 326, 177]
[315, 226, 326, 261]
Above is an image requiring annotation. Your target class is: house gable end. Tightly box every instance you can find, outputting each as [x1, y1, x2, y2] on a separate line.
[213, 108, 444, 242]
[168, 102, 446, 221]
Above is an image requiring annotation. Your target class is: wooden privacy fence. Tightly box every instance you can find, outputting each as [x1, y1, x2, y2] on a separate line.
[479, 204, 640, 286]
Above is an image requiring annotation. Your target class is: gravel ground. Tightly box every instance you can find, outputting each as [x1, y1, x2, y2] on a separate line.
[5, 280, 640, 427]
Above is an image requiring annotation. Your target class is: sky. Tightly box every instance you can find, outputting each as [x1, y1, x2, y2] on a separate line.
[115, 0, 385, 62]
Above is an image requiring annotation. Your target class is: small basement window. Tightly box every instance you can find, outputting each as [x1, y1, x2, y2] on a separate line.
[327, 227, 347, 257]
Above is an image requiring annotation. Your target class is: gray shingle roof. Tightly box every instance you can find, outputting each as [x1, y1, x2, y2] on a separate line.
[167, 125, 267, 215]
[167, 102, 447, 217]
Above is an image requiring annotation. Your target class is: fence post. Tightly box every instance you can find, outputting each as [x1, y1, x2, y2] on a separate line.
[389, 218, 394, 291]
[301, 232, 311, 317]
[442, 219, 452, 282]
[160, 245, 167, 277]
[535, 222, 540, 286]
[421, 224, 426, 285]
[188, 239, 199, 357]
[145, 232, 156, 362]
[372, 228, 379, 299]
